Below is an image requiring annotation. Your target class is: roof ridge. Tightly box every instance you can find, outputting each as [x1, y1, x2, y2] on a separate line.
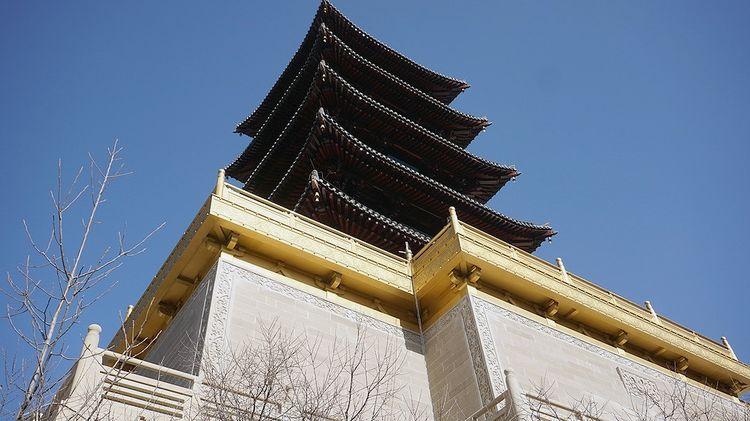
[238, 0, 471, 135]
[229, 60, 513, 183]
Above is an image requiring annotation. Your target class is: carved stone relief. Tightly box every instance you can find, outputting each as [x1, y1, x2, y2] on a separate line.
[203, 262, 230, 363]
[617, 367, 659, 397]
[470, 296, 506, 394]
[424, 295, 495, 405]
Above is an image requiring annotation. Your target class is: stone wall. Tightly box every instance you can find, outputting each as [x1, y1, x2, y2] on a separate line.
[468, 291, 746, 419]
[144, 264, 215, 375]
[143, 257, 747, 420]
[423, 299, 486, 419]
[200, 254, 433, 419]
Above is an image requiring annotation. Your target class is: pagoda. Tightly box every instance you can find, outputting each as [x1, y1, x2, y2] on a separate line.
[48, 2, 750, 419]
[226, 0, 556, 255]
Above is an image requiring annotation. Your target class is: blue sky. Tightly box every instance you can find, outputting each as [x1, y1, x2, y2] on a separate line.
[1, 0, 749, 379]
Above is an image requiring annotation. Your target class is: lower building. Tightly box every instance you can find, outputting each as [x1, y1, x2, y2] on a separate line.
[50, 175, 749, 420]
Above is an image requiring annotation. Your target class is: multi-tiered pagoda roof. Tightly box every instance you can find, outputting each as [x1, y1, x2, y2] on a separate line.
[228, 0, 555, 255]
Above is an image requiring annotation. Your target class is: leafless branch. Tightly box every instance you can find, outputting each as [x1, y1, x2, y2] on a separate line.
[1, 140, 163, 419]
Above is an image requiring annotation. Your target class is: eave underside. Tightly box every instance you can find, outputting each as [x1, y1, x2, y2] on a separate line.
[295, 174, 430, 254]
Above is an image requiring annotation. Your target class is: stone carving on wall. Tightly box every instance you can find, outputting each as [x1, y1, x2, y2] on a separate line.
[470, 297, 506, 394]
[617, 367, 659, 397]
[203, 262, 230, 363]
[220, 260, 422, 350]
[424, 295, 495, 405]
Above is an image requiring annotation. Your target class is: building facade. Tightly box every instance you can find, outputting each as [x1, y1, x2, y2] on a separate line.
[52, 2, 749, 420]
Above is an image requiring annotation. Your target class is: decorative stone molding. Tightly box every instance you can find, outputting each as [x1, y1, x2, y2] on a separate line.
[202, 262, 229, 363]
[471, 296, 506, 394]
[617, 367, 659, 397]
[412, 226, 461, 292]
[220, 259, 422, 350]
[457, 224, 748, 380]
[424, 295, 495, 405]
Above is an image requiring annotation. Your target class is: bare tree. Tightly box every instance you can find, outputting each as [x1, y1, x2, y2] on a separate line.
[193, 320, 419, 421]
[1, 141, 163, 420]
[523, 373, 749, 421]
[44, 306, 165, 421]
[527, 375, 607, 421]
[613, 374, 750, 421]
[414, 384, 466, 421]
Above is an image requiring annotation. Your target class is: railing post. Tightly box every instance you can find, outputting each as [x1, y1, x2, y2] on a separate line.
[721, 336, 739, 361]
[66, 324, 103, 410]
[215, 168, 226, 198]
[644, 300, 662, 325]
[69, 324, 101, 390]
[505, 369, 531, 421]
[556, 257, 571, 284]
[449, 206, 463, 235]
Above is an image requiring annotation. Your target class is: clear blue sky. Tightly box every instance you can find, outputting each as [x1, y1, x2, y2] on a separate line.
[1, 0, 749, 372]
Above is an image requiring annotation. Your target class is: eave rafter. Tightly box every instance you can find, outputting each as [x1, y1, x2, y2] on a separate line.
[295, 172, 430, 254]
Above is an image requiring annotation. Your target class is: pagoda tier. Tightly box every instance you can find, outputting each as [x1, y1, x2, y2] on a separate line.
[229, 0, 556, 254]
[295, 172, 431, 254]
[228, 62, 515, 202]
[238, 24, 489, 148]
[238, 1, 470, 137]
[270, 110, 553, 253]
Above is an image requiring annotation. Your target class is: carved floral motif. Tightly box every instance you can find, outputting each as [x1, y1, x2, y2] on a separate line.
[470, 297, 506, 393]
[424, 295, 495, 405]
[203, 262, 229, 362]
[617, 367, 659, 397]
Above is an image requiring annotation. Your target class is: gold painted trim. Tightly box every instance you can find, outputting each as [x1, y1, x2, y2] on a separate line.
[216, 185, 412, 293]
